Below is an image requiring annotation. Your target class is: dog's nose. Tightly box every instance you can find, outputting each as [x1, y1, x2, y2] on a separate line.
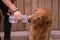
[37, 17, 40, 19]
[28, 19, 31, 22]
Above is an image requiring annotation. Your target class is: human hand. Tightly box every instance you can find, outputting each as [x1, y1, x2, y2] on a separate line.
[14, 11, 22, 21]
[7, 9, 22, 22]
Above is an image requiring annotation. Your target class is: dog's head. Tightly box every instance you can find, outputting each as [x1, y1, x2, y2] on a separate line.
[28, 8, 52, 28]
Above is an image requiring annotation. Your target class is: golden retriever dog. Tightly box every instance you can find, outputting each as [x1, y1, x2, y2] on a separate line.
[29, 8, 52, 40]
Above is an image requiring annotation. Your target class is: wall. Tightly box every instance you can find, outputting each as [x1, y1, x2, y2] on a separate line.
[0, 0, 60, 31]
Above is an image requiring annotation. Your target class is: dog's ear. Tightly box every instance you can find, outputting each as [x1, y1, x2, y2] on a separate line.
[45, 19, 52, 26]
[42, 16, 52, 27]
[36, 16, 52, 27]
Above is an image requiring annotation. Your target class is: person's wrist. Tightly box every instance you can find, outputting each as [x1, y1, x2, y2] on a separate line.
[13, 8, 19, 13]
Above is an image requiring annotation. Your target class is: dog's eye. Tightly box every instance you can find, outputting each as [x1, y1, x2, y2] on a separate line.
[37, 17, 42, 20]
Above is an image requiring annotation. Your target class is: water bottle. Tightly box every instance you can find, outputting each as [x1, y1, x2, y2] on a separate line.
[9, 14, 29, 23]
[22, 14, 29, 23]
[9, 15, 17, 23]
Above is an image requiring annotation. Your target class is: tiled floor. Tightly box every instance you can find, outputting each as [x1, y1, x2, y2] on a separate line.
[0, 31, 60, 40]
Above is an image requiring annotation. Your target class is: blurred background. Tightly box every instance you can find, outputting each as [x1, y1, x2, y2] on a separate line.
[0, 0, 60, 40]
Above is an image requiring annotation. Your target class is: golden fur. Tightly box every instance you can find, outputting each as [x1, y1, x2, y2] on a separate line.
[29, 8, 52, 40]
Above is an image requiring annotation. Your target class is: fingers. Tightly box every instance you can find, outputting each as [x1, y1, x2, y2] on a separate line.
[14, 11, 22, 21]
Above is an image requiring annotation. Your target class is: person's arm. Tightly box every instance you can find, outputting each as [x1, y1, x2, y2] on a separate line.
[2, 0, 17, 11]
[2, 0, 22, 20]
